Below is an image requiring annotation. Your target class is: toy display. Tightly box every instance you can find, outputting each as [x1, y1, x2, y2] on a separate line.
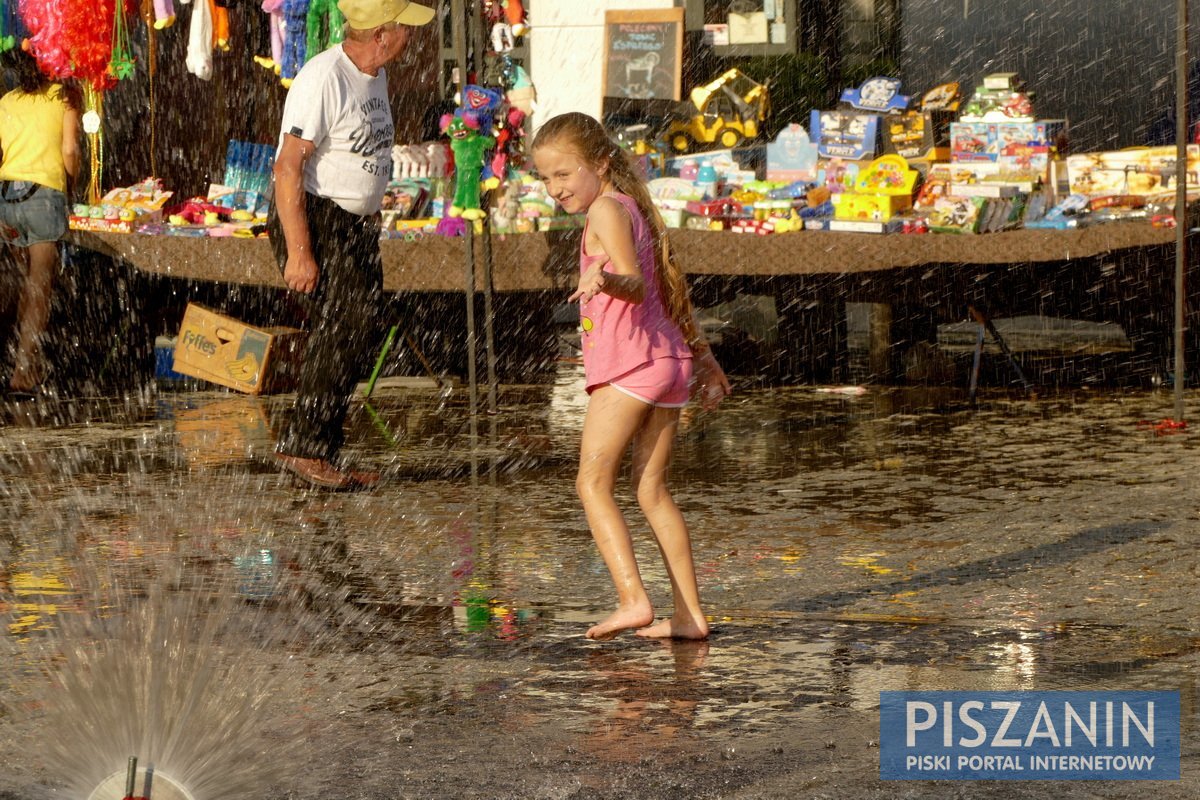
[959, 72, 1035, 122]
[810, 109, 880, 160]
[840, 77, 910, 114]
[885, 83, 960, 161]
[1066, 145, 1200, 198]
[925, 195, 986, 233]
[392, 142, 449, 180]
[831, 154, 919, 226]
[666, 69, 770, 153]
[766, 123, 819, 182]
[69, 178, 174, 233]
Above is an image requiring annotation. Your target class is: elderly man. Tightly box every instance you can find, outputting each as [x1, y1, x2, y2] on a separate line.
[270, 0, 434, 489]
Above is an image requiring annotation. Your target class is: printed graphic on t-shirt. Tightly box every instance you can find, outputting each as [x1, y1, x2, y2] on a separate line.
[350, 96, 394, 178]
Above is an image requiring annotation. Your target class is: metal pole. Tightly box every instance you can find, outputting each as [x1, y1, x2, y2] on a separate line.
[451, 0, 479, 419]
[471, 0, 498, 417]
[1175, 0, 1189, 421]
[482, 210, 497, 414]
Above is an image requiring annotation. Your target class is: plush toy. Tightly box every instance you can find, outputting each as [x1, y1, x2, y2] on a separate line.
[391, 144, 427, 180]
[279, 0, 308, 86]
[212, 0, 231, 51]
[441, 113, 492, 221]
[254, 0, 286, 73]
[487, 106, 525, 188]
[305, 0, 344, 59]
[457, 84, 503, 137]
[505, 64, 536, 115]
[502, 0, 527, 37]
[153, 0, 178, 29]
[165, 197, 233, 225]
[425, 141, 449, 178]
[183, 0, 214, 79]
[490, 178, 521, 234]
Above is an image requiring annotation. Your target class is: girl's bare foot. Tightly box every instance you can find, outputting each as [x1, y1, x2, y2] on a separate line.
[635, 613, 710, 640]
[587, 601, 654, 640]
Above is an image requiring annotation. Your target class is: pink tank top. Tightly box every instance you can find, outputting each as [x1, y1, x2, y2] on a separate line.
[579, 192, 690, 393]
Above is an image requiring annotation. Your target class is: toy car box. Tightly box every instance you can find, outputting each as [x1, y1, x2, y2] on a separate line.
[810, 109, 881, 160]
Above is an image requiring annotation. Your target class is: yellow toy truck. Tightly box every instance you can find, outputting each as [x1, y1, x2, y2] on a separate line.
[666, 69, 771, 153]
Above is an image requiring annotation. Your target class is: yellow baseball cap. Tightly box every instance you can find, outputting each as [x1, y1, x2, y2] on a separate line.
[337, 0, 435, 30]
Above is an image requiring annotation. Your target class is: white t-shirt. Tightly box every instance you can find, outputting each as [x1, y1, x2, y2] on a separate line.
[277, 45, 393, 216]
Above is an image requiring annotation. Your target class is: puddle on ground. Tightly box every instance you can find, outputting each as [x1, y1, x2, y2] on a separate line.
[1, 365, 1197, 797]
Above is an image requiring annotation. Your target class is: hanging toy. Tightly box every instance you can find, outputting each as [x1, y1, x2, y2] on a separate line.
[457, 84, 503, 137]
[502, 0, 526, 37]
[441, 113, 492, 221]
[505, 63, 535, 115]
[305, 0, 343, 58]
[0, 0, 16, 51]
[152, 0, 177, 29]
[489, 20, 513, 53]
[182, 0, 213, 79]
[279, 0, 309, 87]
[24, 0, 126, 90]
[254, 0, 285, 74]
[488, 105, 525, 187]
[107, 0, 134, 79]
[212, 0, 230, 51]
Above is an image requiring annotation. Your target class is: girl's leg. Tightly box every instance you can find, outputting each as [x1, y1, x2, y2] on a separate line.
[10, 242, 57, 392]
[631, 406, 709, 640]
[578, 385, 655, 639]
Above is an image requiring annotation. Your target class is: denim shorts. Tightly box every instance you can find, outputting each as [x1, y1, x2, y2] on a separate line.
[0, 181, 68, 246]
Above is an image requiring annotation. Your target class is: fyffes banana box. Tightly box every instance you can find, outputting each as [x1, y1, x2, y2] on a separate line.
[172, 304, 305, 394]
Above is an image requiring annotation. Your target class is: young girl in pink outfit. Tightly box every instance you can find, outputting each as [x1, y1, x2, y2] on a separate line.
[531, 112, 731, 640]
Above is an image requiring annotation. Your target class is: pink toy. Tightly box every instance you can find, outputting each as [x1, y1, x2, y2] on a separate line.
[255, 0, 285, 74]
[153, 0, 178, 29]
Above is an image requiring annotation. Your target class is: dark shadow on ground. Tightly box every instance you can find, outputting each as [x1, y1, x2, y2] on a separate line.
[775, 521, 1169, 614]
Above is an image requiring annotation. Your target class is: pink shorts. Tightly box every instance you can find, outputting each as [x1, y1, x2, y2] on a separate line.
[608, 356, 693, 408]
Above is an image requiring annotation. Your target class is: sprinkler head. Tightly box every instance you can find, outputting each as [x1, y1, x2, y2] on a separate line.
[88, 762, 195, 800]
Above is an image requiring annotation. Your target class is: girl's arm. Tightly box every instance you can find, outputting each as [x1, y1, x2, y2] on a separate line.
[61, 106, 81, 197]
[687, 314, 732, 410]
[569, 196, 645, 304]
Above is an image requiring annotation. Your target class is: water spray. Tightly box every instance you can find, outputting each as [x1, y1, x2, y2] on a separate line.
[86, 756, 196, 800]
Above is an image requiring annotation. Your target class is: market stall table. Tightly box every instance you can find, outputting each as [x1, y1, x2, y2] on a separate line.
[67, 222, 1178, 292]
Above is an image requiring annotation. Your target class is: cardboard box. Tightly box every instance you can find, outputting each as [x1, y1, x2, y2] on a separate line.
[883, 109, 955, 160]
[172, 304, 305, 394]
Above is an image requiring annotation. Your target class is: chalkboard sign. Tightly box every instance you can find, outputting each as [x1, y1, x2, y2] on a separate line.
[603, 9, 684, 102]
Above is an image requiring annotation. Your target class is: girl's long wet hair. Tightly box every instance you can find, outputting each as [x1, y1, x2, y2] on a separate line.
[532, 112, 700, 345]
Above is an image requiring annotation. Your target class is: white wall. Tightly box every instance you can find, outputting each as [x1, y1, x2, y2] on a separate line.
[529, 0, 679, 131]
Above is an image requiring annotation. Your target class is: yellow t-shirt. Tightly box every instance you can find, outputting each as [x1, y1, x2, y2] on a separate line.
[0, 84, 69, 193]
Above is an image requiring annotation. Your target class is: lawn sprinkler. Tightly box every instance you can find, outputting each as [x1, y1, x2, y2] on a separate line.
[88, 756, 195, 800]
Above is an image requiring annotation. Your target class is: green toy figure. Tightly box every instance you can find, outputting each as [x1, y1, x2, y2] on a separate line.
[306, 0, 345, 59]
[441, 113, 492, 220]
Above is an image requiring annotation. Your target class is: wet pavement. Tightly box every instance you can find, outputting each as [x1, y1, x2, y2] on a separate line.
[1, 364, 1198, 799]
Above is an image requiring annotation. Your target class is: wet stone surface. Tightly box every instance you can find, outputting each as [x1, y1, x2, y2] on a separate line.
[0, 366, 1198, 798]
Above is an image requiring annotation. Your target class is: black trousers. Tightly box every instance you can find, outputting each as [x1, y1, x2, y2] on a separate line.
[268, 194, 385, 462]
